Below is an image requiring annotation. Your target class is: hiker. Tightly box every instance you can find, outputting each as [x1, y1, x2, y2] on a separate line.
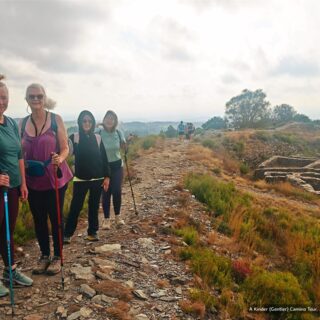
[20, 83, 72, 275]
[185, 122, 195, 140]
[177, 121, 185, 141]
[100, 110, 127, 229]
[64, 110, 110, 243]
[0, 75, 33, 297]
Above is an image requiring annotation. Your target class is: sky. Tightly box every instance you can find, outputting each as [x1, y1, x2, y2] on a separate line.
[1, 0, 319, 122]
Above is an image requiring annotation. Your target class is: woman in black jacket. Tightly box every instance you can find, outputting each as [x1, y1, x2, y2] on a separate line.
[64, 110, 110, 243]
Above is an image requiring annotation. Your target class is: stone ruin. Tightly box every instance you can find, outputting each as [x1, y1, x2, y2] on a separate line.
[254, 156, 320, 195]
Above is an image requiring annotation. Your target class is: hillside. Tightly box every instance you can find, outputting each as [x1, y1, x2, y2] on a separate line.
[1, 134, 320, 319]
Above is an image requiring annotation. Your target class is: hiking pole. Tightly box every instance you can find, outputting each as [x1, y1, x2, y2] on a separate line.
[53, 166, 65, 290]
[2, 172, 15, 315]
[124, 152, 138, 215]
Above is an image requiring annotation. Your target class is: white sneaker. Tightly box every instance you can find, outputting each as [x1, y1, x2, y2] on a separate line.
[115, 216, 125, 226]
[102, 219, 111, 230]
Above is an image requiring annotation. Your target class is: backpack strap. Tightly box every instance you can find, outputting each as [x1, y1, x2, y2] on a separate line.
[20, 116, 29, 138]
[73, 132, 101, 147]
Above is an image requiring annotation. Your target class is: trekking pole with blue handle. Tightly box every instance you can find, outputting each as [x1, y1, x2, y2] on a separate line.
[1, 171, 15, 315]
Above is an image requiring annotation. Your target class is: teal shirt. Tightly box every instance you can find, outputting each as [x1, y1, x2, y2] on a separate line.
[100, 129, 126, 163]
[0, 116, 22, 188]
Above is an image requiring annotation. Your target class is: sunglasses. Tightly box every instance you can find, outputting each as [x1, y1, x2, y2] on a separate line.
[28, 94, 44, 100]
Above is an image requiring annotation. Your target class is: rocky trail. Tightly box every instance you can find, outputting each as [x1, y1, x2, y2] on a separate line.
[2, 138, 318, 320]
[0, 139, 212, 320]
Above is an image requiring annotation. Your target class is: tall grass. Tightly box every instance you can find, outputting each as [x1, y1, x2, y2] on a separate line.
[184, 172, 320, 307]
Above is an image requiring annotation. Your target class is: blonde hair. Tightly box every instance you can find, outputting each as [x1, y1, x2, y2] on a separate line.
[26, 83, 56, 110]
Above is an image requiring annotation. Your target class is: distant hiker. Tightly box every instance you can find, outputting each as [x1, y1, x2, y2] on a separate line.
[20, 83, 72, 276]
[177, 121, 185, 141]
[64, 110, 110, 243]
[100, 110, 127, 229]
[0, 75, 33, 297]
[185, 122, 195, 140]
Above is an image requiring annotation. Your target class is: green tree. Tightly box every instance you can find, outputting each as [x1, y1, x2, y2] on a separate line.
[164, 125, 178, 138]
[293, 113, 311, 123]
[225, 89, 271, 129]
[272, 104, 296, 123]
[202, 116, 226, 130]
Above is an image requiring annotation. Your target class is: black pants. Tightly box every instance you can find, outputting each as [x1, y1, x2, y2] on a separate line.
[102, 166, 123, 218]
[64, 180, 102, 237]
[28, 184, 67, 257]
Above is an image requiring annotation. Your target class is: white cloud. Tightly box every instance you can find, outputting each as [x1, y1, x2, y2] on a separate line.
[1, 0, 319, 121]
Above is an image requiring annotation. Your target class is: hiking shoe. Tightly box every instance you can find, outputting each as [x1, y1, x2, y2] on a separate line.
[85, 234, 99, 241]
[46, 256, 61, 275]
[115, 216, 125, 226]
[101, 219, 111, 230]
[0, 280, 9, 297]
[63, 236, 71, 244]
[3, 268, 33, 287]
[32, 255, 50, 275]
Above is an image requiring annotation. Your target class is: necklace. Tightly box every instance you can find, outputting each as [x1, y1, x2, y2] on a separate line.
[30, 111, 48, 136]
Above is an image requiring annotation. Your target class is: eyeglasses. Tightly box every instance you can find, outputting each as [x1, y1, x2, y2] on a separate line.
[82, 119, 93, 124]
[28, 94, 44, 100]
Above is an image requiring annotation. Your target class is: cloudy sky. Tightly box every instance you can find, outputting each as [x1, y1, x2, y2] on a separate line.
[1, 0, 319, 122]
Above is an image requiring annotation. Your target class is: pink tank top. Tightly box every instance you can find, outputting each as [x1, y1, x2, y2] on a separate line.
[22, 120, 73, 191]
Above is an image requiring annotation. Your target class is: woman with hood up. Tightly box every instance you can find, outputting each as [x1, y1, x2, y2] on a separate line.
[64, 110, 110, 243]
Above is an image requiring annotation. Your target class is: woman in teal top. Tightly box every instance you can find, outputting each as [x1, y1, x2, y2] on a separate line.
[100, 110, 127, 230]
[0, 75, 33, 297]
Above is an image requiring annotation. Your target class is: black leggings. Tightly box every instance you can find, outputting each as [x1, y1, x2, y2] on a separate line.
[64, 180, 102, 237]
[28, 184, 67, 257]
[102, 166, 123, 218]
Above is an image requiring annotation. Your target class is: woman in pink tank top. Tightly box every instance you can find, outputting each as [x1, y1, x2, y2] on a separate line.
[20, 83, 72, 276]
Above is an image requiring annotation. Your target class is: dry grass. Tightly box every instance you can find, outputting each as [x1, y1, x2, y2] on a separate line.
[106, 301, 131, 320]
[187, 145, 222, 169]
[156, 279, 170, 288]
[207, 231, 217, 245]
[93, 280, 133, 302]
[179, 300, 206, 319]
[254, 180, 320, 204]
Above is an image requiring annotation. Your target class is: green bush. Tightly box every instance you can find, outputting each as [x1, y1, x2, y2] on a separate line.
[141, 135, 158, 150]
[239, 162, 249, 175]
[184, 173, 236, 216]
[189, 288, 217, 309]
[175, 226, 199, 246]
[243, 270, 310, 307]
[202, 139, 217, 150]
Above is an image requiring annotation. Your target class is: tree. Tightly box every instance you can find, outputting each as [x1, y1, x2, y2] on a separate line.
[293, 113, 311, 123]
[202, 116, 226, 130]
[272, 104, 296, 123]
[225, 89, 271, 129]
[164, 125, 177, 138]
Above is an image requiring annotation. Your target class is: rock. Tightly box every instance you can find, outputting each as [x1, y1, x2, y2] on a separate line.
[133, 290, 148, 300]
[95, 243, 121, 253]
[70, 264, 95, 281]
[96, 270, 112, 280]
[135, 314, 149, 320]
[80, 307, 93, 318]
[150, 290, 167, 298]
[56, 306, 66, 315]
[23, 315, 43, 320]
[159, 296, 180, 302]
[67, 311, 81, 320]
[80, 284, 96, 298]
[137, 238, 154, 249]
[125, 280, 134, 288]
[175, 287, 182, 295]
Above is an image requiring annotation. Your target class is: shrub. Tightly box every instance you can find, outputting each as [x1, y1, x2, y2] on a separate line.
[243, 270, 310, 307]
[190, 248, 232, 288]
[202, 139, 217, 150]
[239, 162, 249, 175]
[175, 226, 199, 246]
[232, 260, 252, 283]
[189, 288, 217, 309]
[184, 173, 236, 216]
